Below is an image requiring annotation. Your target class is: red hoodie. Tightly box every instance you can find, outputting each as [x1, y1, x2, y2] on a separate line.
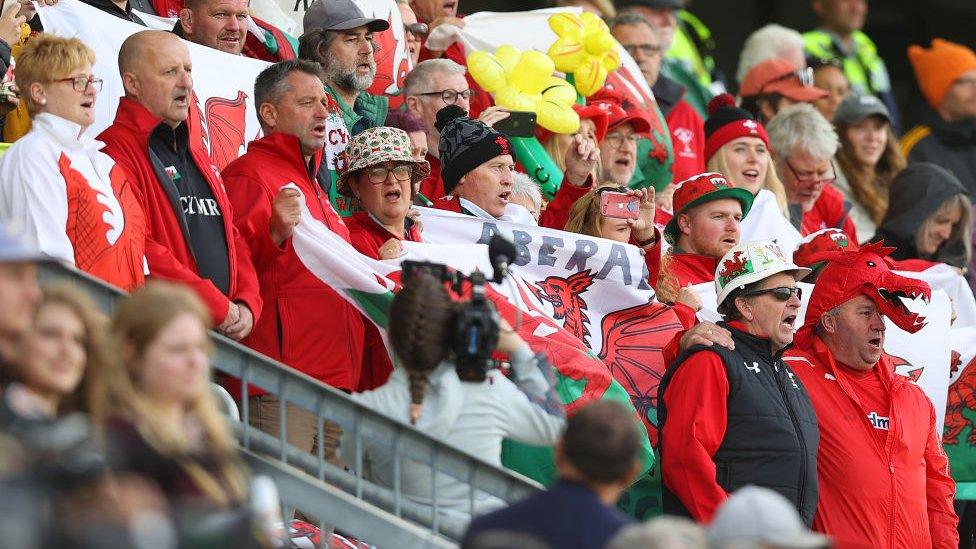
[802, 185, 859, 244]
[221, 132, 375, 392]
[785, 334, 958, 549]
[667, 99, 706, 184]
[98, 97, 261, 325]
[664, 252, 717, 288]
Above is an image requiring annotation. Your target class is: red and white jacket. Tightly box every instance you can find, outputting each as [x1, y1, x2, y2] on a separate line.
[0, 113, 146, 291]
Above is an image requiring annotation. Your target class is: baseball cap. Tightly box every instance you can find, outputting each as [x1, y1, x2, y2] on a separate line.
[303, 0, 391, 34]
[740, 59, 828, 102]
[833, 93, 892, 125]
[715, 241, 810, 306]
[709, 486, 831, 548]
[663, 172, 754, 246]
[588, 97, 651, 134]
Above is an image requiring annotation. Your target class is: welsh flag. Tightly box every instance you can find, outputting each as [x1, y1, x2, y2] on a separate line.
[288, 193, 677, 517]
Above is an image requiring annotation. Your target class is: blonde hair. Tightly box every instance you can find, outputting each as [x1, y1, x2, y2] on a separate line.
[707, 144, 790, 216]
[97, 282, 248, 508]
[15, 35, 96, 117]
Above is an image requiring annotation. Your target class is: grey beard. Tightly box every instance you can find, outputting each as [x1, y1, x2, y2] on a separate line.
[324, 60, 376, 93]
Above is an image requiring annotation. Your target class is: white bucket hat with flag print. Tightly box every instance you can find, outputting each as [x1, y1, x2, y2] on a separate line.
[715, 240, 811, 306]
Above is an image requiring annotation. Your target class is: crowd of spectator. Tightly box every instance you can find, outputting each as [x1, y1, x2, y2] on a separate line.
[1, 0, 975, 547]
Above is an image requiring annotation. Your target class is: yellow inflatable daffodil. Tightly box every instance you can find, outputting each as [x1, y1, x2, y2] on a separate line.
[467, 46, 580, 135]
[547, 11, 621, 97]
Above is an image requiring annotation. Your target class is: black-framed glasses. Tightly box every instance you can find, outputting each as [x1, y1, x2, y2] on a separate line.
[742, 286, 803, 301]
[404, 22, 429, 36]
[622, 43, 662, 58]
[417, 88, 473, 105]
[363, 164, 413, 184]
[758, 67, 814, 95]
[53, 76, 103, 93]
[784, 157, 836, 187]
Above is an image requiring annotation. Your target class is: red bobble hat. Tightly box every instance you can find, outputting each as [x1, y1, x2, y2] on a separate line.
[703, 93, 770, 163]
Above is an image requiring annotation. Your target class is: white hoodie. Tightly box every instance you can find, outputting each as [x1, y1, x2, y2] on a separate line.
[343, 346, 565, 524]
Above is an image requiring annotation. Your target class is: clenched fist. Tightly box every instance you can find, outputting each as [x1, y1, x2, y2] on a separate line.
[270, 187, 302, 246]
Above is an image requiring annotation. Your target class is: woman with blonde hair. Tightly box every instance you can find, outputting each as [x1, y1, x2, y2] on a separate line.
[96, 282, 249, 511]
[833, 94, 906, 242]
[0, 35, 146, 291]
[704, 94, 801, 251]
[0, 282, 106, 425]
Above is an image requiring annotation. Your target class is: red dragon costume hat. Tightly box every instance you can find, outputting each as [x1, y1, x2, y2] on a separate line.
[799, 241, 931, 336]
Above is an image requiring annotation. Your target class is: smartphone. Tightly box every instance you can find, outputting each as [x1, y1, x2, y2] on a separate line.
[600, 191, 639, 220]
[493, 111, 537, 138]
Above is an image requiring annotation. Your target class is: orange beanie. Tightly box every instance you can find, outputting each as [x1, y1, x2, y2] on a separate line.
[908, 39, 976, 108]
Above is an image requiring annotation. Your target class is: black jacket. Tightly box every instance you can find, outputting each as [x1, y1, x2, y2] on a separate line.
[901, 106, 976, 195]
[658, 323, 820, 524]
[870, 162, 969, 268]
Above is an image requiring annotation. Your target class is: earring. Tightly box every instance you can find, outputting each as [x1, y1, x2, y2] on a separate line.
[39, 98, 46, 105]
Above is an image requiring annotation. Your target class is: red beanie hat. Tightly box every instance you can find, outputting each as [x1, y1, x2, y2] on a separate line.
[703, 93, 770, 162]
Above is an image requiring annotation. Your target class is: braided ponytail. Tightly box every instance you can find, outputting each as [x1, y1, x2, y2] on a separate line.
[389, 275, 455, 424]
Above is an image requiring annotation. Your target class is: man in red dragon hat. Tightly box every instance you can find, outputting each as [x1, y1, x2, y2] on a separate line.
[784, 241, 958, 548]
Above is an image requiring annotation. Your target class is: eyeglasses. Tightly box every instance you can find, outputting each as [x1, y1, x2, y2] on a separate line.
[404, 22, 429, 36]
[53, 75, 103, 93]
[362, 164, 413, 184]
[784, 157, 836, 187]
[622, 43, 662, 58]
[758, 67, 814, 95]
[417, 89, 473, 105]
[742, 286, 803, 301]
[604, 131, 639, 149]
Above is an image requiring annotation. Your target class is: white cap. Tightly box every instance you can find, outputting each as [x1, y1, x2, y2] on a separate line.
[714, 240, 810, 306]
[710, 486, 831, 548]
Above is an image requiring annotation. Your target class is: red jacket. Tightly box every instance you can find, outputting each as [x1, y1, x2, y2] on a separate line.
[664, 252, 716, 288]
[418, 153, 444, 203]
[221, 132, 370, 392]
[802, 185, 859, 244]
[97, 97, 261, 324]
[346, 211, 422, 260]
[785, 334, 958, 549]
[667, 99, 706, 184]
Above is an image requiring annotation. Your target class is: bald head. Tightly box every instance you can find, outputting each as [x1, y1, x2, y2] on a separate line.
[119, 31, 194, 128]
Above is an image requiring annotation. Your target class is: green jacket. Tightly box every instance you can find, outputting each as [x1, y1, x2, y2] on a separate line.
[629, 100, 674, 192]
[323, 82, 389, 136]
[667, 10, 719, 93]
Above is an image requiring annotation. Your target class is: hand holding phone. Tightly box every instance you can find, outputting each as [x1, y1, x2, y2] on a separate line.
[600, 191, 640, 220]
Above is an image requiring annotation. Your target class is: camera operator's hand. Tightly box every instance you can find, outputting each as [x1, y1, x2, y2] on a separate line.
[496, 318, 529, 356]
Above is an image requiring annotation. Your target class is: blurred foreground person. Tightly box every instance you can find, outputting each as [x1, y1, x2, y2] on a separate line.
[464, 401, 641, 549]
[709, 485, 830, 548]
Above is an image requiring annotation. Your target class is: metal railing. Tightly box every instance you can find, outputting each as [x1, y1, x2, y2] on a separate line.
[39, 262, 542, 546]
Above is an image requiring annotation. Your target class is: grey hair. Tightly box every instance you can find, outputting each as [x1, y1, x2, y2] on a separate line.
[297, 29, 338, 64]
[766, 103, 839, 162]
[402, 59, 466, 98]
[735, 24, 805, 84]
[511, 173, 543, 211]
[606, 13, 656, 36]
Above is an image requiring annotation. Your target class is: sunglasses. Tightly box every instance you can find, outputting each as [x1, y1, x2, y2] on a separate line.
[404, 22, 429, 36]
[742, 286, 802, 301]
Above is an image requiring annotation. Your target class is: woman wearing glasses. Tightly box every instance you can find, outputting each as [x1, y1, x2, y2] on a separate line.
[658, 240, 818, 524]
[0, 35, 146, 291]
[342, 126, 431, 260]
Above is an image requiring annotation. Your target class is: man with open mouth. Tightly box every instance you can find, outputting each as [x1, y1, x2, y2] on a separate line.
[99, 30, 261, 343]
[299, 0, 390, 137]
[657, 172, 752, 302]
[784, 242, 958, 548]
[657, 240, 818, 525]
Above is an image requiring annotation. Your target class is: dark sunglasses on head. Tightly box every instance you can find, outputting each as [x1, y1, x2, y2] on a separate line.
[404, 22, 429, 36]
[742, 286, 802, 301]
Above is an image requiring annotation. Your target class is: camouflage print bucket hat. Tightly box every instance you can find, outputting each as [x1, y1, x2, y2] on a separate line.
[337, 126, 431, 195]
